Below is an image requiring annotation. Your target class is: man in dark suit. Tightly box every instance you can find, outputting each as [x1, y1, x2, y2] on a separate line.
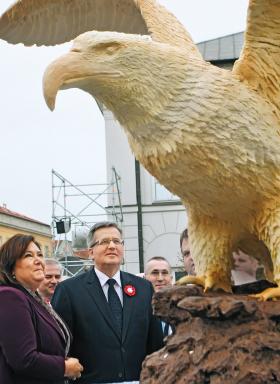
[144, 256, 174, 338]
[52, 221, 163, 384]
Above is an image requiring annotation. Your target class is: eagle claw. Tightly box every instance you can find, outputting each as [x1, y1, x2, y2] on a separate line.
[252, 287, 280, 301]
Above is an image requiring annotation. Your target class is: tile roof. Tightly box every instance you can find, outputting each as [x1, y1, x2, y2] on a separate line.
[0, 206, 48, 226]
[197, 31, 244, 62]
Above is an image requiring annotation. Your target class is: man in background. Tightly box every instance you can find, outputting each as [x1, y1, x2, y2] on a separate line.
[38, 258, 62, 304]
[145, 256, 173, 338]
[180, 228, 196, 276]
[144, 256, 172, 292]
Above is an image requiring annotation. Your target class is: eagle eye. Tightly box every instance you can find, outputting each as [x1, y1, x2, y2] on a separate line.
[92, 42, 122, 54]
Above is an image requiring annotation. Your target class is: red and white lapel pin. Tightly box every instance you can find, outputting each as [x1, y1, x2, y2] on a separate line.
[123, 284, 136, 296]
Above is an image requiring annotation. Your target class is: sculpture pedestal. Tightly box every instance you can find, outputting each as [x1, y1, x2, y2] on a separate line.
[141, 284, 280, 384]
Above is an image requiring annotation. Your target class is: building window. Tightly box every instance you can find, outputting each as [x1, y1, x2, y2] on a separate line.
[154, 179, 179, 202]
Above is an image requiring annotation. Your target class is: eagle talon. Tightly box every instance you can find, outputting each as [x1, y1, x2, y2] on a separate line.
[252, 287, 280, 301]
[176, 274, 232, 294]
[176, 275, 205, 288]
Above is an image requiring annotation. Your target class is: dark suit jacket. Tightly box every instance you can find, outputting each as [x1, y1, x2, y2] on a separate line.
[0, 286, 66, 384]
[52, 269, 163, 383]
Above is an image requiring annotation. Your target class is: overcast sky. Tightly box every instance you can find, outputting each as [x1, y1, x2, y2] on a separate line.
[0, 0, 249, 224]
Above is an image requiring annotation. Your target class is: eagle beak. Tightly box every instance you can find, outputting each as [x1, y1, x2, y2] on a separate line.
[43, 52, 85, 111]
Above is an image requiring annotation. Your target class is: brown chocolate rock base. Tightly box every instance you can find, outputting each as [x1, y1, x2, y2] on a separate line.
[141, 283, 280, 384]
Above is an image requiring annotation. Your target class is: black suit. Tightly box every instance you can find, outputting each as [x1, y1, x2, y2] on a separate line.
[52, 268, 163, 383]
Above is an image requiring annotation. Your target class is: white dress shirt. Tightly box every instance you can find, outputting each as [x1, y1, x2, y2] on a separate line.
[94, 267, 123, 305]
[93, 269, 139, 384]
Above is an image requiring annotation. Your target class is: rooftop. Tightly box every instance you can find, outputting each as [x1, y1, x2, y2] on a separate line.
[197, 31, 244, 62]
[0, 205, 48, 226]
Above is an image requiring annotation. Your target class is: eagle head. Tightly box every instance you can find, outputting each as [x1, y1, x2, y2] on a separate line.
[43, 30, 188, 129]
[43, 31, 154, 110]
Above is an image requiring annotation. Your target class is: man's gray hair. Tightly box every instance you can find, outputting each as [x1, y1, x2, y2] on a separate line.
[87, 221, 122, 248]
[44, 258, 63, 272]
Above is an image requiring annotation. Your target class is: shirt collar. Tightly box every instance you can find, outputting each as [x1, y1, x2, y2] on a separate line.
[94, 267, 121, 287]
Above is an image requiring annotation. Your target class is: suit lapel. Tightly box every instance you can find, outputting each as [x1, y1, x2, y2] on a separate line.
[26, 294, 66, 343]
[121, 272, 136, 343]
[85, 269, 121, 340]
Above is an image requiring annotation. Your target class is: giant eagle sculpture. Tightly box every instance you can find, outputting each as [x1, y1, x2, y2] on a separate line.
[1, 0, 280, 300]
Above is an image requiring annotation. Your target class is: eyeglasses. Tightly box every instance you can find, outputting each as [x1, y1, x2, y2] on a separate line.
[91, 238, 124, 248]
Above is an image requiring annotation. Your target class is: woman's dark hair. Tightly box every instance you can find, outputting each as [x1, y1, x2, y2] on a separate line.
[0, 234, 41, 285]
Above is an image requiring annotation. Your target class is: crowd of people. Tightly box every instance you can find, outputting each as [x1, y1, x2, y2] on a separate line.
[0, 222, 263, 383]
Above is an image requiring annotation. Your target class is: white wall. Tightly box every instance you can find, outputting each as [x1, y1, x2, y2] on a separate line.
[103, 109, 136, 206]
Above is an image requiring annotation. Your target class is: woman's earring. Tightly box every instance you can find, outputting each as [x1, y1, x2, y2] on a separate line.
[12, 272, 16, 280]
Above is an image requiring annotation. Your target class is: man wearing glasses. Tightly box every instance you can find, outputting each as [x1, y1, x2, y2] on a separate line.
[52, 221, 163, 384]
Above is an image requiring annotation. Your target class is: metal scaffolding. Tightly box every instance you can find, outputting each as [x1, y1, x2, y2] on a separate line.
[51, 168, 123, 276]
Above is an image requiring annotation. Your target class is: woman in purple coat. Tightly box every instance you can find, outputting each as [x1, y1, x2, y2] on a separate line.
[0, 234, 83, 384]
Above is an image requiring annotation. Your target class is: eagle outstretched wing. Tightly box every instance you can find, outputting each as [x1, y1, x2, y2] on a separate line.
[0, 0, 194, 48]
[232, 0, 280, 118]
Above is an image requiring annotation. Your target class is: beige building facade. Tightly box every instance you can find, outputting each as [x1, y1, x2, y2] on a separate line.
[0, 205, 52, 257]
